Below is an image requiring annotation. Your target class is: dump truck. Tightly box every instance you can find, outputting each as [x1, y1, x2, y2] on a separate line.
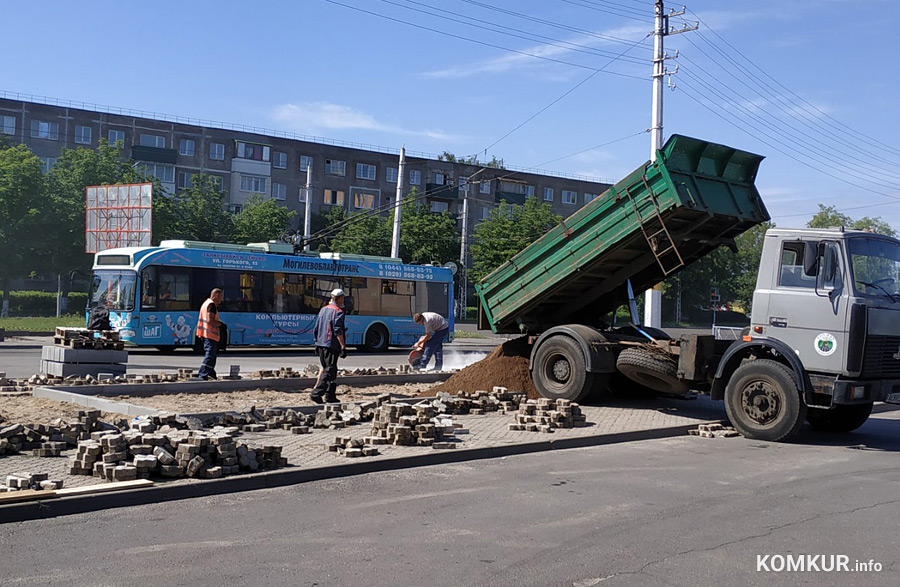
[475, 134, 900, 441]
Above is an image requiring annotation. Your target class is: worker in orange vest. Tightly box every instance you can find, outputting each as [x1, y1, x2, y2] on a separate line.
[196, 288, 223, 381]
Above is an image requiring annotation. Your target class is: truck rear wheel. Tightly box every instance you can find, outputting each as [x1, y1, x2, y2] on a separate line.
[806, 403, 873, 433]
[532, 336, 595, 402]
[616, 347, 689, 395]
[724, 359, 806, 441]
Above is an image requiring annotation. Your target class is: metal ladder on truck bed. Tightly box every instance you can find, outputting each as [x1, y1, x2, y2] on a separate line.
[625, 176, 685, 276]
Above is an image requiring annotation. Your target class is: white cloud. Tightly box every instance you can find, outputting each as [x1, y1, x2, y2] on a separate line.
[421, 24, 649, 80]
[271, 102, 456, 141]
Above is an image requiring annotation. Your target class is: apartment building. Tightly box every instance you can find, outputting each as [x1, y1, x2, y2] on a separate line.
[0, 94, 613, 245]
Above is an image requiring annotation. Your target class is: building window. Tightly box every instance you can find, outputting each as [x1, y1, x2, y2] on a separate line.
[386, 167, 398, 183]
[210, 175, 224, 191]
[179, 139, 195, 156]
[30, 120, 59, 140]
[325, 159, 346, 176]
[210, 142, 225, 160]
[430, 201, 449, 213]
[139, 162, 175, 183]
[356, 163, 376, 180]
[433, 172, 446, 185]
[525, 185, 535, 198]
[139, 133, 165, 148]
[240, 175, 267, 193]
[562, 190, 577, 204]
[227, 203, 243, 214]
[1, 115, 16, 135]
[351, 187, 380, 209]
[39, 157, 57, 173]
[584, 193, 598, 204]
[108, 130, 125, 145]
[273, 151, 287, 169]
[481, 205, 492, 220]
[177, 172, 194, 189]
[354, 192, 376, 209]
[300, 155, 313, 173]
[272, 182, 287, 201]
[543, 187, 554, 202]
[236, 141, 270, 162]
[409, 170, 421, 185]
[480, 181, 491, 194]
[75, 125, 92, 145]
[324, 189, 345, 206]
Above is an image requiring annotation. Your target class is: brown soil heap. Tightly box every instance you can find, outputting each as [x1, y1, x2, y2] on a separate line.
[428, 337, 539, 399]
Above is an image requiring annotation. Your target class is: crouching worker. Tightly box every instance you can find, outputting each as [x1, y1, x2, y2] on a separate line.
[411, 312, 449, 371]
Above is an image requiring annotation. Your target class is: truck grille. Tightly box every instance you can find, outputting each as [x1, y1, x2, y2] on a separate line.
[861, 335, 900, 379]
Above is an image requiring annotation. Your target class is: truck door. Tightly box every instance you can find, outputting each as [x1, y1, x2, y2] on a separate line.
[765, 240, 847, 372]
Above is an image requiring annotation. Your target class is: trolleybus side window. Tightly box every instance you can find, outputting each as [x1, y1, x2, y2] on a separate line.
[381, 280, 415, 317]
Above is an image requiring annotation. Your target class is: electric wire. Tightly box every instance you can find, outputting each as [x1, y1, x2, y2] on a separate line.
[321, 0, 648, 80]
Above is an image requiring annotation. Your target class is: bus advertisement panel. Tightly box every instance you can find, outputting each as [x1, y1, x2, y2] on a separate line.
[88, 241, 455, 352]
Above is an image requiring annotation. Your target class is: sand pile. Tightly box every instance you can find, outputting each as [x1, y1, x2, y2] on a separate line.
[427, 337, 540, 399]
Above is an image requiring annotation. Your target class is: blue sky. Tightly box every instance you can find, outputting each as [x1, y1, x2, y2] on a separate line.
[4, 0, 899, 228]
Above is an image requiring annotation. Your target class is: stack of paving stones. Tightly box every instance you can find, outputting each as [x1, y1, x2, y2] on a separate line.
[68, 412, 287, 482]
[1, 371, 35, 393]
[1, 472, 64, 492]
[688, 422, 740, 438]
[327, 435, 381, 458]
[0, 409, 106, 457]
[508, 398, 587, 432]
[368, 401, 460, 449]
[429, 387, 527, 415]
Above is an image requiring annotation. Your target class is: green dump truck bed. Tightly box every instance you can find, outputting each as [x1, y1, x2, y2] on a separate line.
[475, 135, 770, 334]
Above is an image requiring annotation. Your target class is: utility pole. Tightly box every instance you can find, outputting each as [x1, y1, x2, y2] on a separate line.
[302, 164, 312, 252]
[458, 180, 470, 320]
[391, 147, 407, 259]
[644, 0, 696, 328]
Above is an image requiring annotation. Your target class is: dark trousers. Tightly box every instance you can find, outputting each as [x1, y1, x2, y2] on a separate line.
[198, 337, 218, 379]
[311, 346, 340, 402]
[420, 328, 449, 370]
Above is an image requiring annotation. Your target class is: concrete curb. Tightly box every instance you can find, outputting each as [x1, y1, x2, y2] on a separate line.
[0, 422, 697, 524]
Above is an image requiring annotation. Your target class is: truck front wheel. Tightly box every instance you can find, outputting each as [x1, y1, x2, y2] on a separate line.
[724, 359, 806, 441]
[806, 403, 873, 433]
[532, 336, 595, 402]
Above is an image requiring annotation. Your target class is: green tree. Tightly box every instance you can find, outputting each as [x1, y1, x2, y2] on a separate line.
[43, 140, 146, 310]
[158, 174, 234, 243]
[397, 199, 460, 264]
[470, 196, 561, 282]
[233, 194, 298, 244]
[807, 204, 895, 235]
[0, 144, 44, 316]
[329, 210, 391, 256]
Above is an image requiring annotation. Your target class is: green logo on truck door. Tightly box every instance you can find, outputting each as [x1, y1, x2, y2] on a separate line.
[814, 333, 837, 356]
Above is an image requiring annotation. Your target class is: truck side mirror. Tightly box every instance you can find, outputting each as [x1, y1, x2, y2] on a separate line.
[802, 241, 820, 277]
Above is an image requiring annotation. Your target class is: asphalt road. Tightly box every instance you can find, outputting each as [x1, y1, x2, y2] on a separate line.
[1, 412, 898, 587]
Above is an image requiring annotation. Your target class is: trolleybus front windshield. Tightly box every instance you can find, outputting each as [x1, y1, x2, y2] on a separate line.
[89, 270, 137, 311]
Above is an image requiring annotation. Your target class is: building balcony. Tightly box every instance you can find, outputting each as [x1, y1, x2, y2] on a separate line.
[426, 182, 457, 199]
[495, 190, 527, 205]
[131, 145, 177, 164]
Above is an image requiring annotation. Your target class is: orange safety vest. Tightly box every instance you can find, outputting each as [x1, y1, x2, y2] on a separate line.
[195, 298, 220, 341]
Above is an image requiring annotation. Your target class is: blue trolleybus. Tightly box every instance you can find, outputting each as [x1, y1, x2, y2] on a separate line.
[87, 240, 454, 352]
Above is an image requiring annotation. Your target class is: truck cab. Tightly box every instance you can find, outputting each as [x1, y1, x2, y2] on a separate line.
[711, 227, 900, 439]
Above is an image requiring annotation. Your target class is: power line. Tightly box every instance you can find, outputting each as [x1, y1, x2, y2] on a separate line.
[322, 0, 648, 80]
[474, 32, 651, 156]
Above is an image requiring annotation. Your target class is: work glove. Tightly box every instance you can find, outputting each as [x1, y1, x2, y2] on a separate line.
[340, 348, 347, 359]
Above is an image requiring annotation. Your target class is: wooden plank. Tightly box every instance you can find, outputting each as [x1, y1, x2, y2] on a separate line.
[0, 489, 58, 504]
[55, 479, 153, 497]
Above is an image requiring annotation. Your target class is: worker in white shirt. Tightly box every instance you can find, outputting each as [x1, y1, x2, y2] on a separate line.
[411, 312, 449, 371]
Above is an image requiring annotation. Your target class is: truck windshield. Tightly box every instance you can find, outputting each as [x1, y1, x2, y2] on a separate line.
[89, 270, 137, 311]
[848, 238, 900, 298]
